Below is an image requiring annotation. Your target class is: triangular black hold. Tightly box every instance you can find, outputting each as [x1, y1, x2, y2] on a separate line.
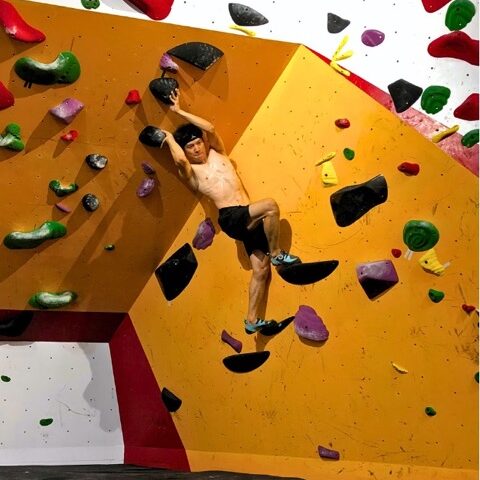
[155, 243, 198, 301]
[387, 79, 423, 113]
[223, 351, 270, 373]
[330, 174, 388, 227]
[161, 387, 182, 412]
[167, 42, 224, 71]
[327, 13, 351, 33]
[139, 126, 166, 147]
[228, 3, 269, 26]
[259, 316, 295, 336]
[149, 77, 179, 105]
[277, 261, 339, 286]
[0, 311, 33, 337]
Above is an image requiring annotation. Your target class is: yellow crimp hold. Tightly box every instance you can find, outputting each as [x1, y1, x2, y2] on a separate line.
[229, 25, 256, 37]
[330, 60, 350, 77]
[321, 161, 338, 185]
[332, 35, 349, 60]
[431, 125, 459, 143]
[315, 151, 336, 166]
[391, 362, 409, 374]
[334, 50, 353, 61]
[418, 248, 446, 275]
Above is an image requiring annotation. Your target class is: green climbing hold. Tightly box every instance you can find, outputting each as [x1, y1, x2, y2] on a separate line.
[445, 0, 476, 31]
[29, 291, 77, 309]
[1, 375, 11, 382]
[39, 418, 53, 426]
[425, 406, 437, 416]
[343, 148, 355, 160]
[461, 129, 479, 148]
[104, 244, 115, 251]
[421, 86, 451, 114]
[428, 289, 445, 303]
[14, 51, 81, 86]
[3, 221, 67, 249]
[403, 220, 440, 252]
[81, 0, 100, 9]
[0, 123, 24, 151]
[49, 180, 78, 197]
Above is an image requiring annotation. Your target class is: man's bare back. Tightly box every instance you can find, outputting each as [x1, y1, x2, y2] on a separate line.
[191, 149, 250, 209]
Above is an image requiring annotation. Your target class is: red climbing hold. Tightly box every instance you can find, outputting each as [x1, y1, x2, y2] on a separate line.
[397, 162, 420, 175]
[462, 304, 476, 313]
[454, 93, 479, 121]
[0, 81, 14, 110]
[335, 118, 350, 129]
[0, 0, 46, 43]
[122, 0, 174, 20]
[125, 89, 141, 105]
[428, 31, 479, 66]
[61, 130, 79, 142]
[391, 249, 402, 258]
[421, 0, 453, 12]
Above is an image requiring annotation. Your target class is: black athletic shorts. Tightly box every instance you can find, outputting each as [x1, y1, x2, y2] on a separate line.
[218, 205, 270, 257]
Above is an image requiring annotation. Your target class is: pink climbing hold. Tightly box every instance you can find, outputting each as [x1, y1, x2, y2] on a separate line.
[160, 53, 179, 73]
[221, 330, 242, 353]
[192, 218, 215, 250]
[0, 0, 46, 43]
[49, 98, 84, 124]
[125, 89, 141, 105]
[361, 29, 385, 47]
[356, 260, 399, 299]
[391, 248, 402, 258]
[421, 0, 453, 12]
[122, 0, 174, 20]
[397, 162, 420, 175]
[55, 202, 72, 213]
[454, 93, 479, 121]
[294, 305, 329, 342]
[428, 31, 479, 66]
[61, 130, 78, 141]
[0, 81, 14, 110]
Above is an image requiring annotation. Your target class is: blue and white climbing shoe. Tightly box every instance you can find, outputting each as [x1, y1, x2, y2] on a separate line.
[244, 318, 277, 335]
[270, 250, 301, 267]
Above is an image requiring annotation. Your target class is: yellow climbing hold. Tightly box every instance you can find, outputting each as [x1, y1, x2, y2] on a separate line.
[321, 161, 338, 185]
[418, 248, 446, 275]
[334, 50, 354, 61]
[229, 25, 256, 37]
[431, 125, 459, 143]
[332, 35, 349, 60]
[330, 60, 350, 77]
[315, 151, 336, 166]
[391, 362, 409, 374]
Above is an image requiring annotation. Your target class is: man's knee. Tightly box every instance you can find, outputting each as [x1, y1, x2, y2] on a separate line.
[265, 198, 279, 216]
[252, 259, 271, 282]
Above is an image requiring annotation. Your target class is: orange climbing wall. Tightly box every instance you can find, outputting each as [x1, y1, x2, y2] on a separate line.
[129, 46, 478, 479]
[0, 0, 296, 312]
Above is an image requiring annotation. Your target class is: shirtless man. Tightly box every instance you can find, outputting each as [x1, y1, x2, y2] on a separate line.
[162, 89, 300, 334]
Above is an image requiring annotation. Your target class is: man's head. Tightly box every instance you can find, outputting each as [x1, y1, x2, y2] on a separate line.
[173, 123, 207, 164]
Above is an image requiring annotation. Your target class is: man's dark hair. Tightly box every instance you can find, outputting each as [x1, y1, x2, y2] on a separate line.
[173, 123, 203, 149]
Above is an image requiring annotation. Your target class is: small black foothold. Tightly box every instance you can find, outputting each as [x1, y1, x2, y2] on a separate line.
[161, 387, 182, 412]
[388, 79, 423, 113]
[327, 13, 351, 33]
[85, 153, 108, 170]
[82, 193, 100, 212]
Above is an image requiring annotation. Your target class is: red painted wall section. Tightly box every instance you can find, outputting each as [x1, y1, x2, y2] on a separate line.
[109, 315, 190, 471]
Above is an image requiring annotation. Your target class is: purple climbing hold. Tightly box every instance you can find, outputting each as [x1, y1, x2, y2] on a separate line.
[318, 445, 340, 460]
[294, 305, 329, 342]
[356, 260, 399, 299]
[192, 218, 215, 250]
[221, 330, 242, 353]
[136, 177, 155, 198]
[361, 29, 385, 47]
[141, 162, 156, 175]
[49, 98, 84, 124]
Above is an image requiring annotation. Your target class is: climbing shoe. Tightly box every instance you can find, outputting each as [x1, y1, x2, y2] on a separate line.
[270, 250, 301, 267]
[244, 318, 278, 335]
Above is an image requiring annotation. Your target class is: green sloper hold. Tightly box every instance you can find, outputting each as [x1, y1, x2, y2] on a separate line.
[39, 418, 53, 426]
[445, 0, 476, 31]
[428, 289, 445, 303]
[403, 220, 440, 252]
[81, 0, 100, 9]
[1, 375, 11, 382]
[343, 148, 355, 160]
[14, 51, 81, 86]
[49, 180, 78, 197]
[462, 129, 479, 148]
[0, 123, 24, 151]
[29, 291, 77, 309]
[3, 221, 66, 249]
[425, 406, 437, 416]
[421, 86, 451, 114]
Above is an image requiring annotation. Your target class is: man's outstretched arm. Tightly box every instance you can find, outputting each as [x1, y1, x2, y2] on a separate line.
[162, 130, 198, 190]
[169, 89, 226, 155]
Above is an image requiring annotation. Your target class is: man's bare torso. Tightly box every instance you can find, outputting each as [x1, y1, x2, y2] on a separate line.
[190, 149, 249, 209]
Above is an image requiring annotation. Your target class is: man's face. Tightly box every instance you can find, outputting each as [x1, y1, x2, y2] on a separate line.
[184, 137, 207, 164]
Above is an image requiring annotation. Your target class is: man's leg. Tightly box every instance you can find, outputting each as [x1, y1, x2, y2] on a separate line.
[245, 250, 271, 324]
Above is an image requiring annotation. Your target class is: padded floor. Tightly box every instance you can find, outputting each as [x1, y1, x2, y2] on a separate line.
[0, 465, 304, 479]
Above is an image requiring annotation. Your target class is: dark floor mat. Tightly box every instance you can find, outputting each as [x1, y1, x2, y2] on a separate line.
[0, 464, 305, 480]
